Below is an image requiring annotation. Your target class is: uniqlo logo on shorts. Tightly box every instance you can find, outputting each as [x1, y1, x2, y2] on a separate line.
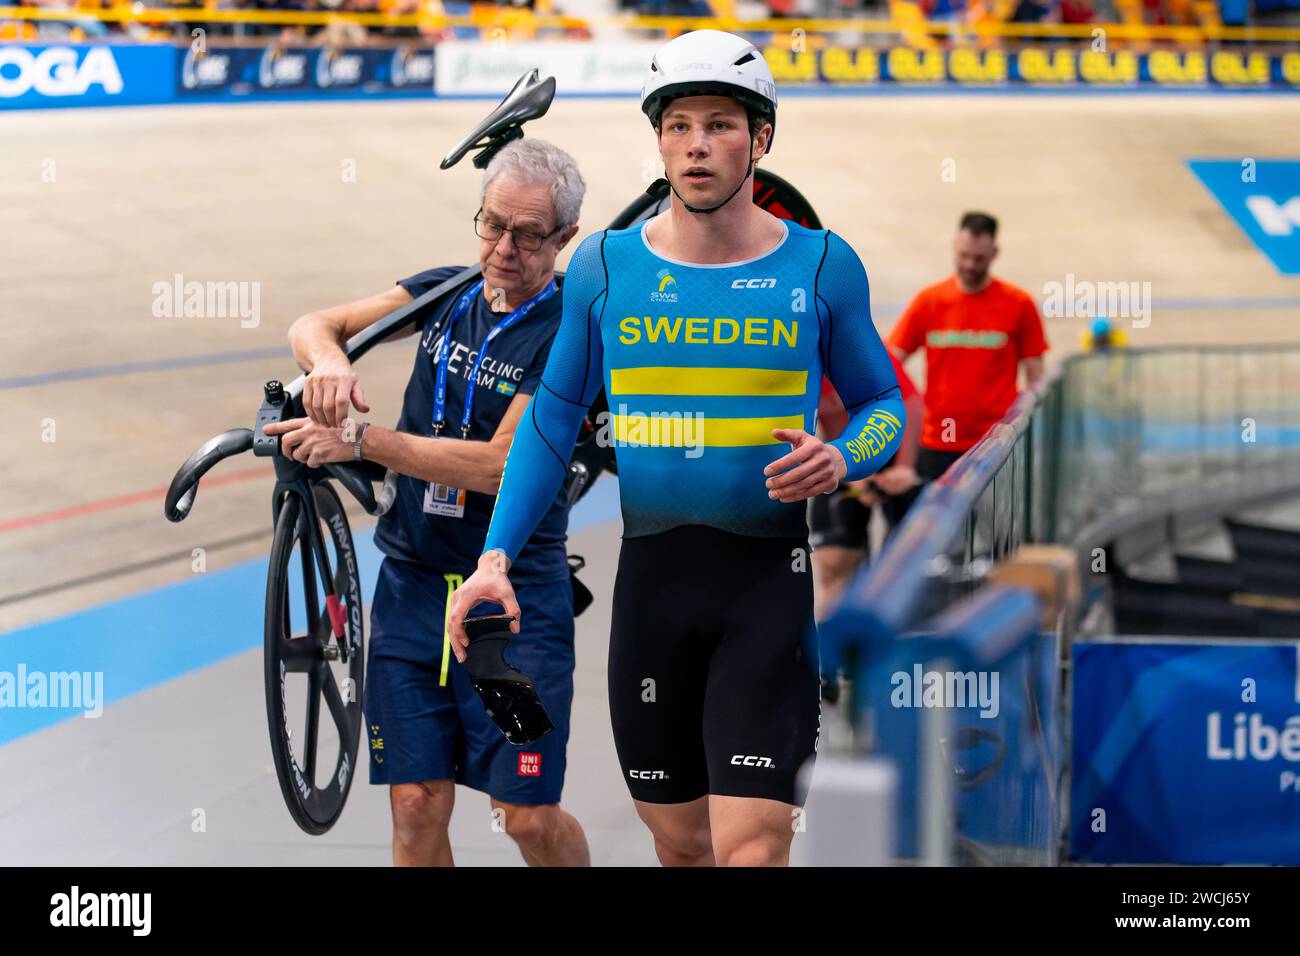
[517, 753, 541, 776]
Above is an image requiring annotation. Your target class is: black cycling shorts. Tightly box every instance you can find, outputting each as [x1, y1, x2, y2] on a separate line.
[808, 454, 918, 551]
[808, 486, 872, 550]
[608, 524, 821, 806]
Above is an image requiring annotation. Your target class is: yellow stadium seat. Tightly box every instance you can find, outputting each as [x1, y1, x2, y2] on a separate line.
[0, 20, 38, 40]
[890, 0, 938, 48]
[1115, 0, 1144, 24]
[1192, 0, 1219, 26]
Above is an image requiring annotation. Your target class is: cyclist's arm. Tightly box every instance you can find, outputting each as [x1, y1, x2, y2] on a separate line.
[482, 233, 608, 568]
[288, 285, 415, 373]
[1017, 291, 1049, 389]
[816, 381, 848, 440]
[1021, 356, 1045, 388]
[359, 391, 530, 495]
[887, 292, 927, 363]
[818, 232, 906, 482]
[896, 388, 924, 469]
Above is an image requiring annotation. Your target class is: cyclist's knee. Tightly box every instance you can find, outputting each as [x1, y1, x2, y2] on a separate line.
[492, 801, 560, 852]
[713, 831, 790, 867]
[813, 546, 860, 611]
[390, 781, 454, 843]
[637, 806, 713, 866]
[813, 546, 860, 586]
[653, 827, 714, 866]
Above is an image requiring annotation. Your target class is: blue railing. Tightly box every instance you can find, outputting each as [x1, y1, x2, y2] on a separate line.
[817, 342, 1300, 865]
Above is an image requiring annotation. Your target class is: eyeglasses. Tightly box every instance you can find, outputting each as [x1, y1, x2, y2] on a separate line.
[473, 209, 562, 253]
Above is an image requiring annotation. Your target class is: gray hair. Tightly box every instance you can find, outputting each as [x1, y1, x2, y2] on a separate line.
[481, 139, 586, 231]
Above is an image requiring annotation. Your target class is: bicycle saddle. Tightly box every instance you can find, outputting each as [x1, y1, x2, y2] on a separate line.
[440, 69, 557, 171]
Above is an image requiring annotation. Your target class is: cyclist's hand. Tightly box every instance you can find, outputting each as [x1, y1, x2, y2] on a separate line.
[445, 551, 521, 664]
[263, 417, 352, 468]
[764, 428, 847, 503]
[873, 464, 919, 497]
[845, 477, 880, 507]
[304, 355, 370, 427]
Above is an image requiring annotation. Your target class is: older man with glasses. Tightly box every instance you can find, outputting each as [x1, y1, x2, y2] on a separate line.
[263, 139, 589, 867]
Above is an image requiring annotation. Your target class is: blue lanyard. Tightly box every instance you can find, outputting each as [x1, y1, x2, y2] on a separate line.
[431, 278, 558, 438]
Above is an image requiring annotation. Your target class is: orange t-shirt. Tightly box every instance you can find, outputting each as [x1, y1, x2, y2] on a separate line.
[889, 276, 1047, 452]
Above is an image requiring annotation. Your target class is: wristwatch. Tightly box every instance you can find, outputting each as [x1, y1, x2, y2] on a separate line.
[353, 421, 369, 462]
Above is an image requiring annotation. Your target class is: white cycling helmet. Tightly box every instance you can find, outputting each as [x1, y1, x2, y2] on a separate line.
[640, 29, 778, 155]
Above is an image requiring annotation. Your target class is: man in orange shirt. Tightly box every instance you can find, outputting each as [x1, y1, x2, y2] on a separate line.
[889, 212, 1048, 483]
[810, 359, 925, 617]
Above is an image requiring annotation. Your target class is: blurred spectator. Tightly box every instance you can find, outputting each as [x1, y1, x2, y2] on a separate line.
[1059, 0, 1094, 21]
[636, 0, 715, 13]
[921, 0, 966, 18]
[1010, 0, 1050, 20]
[888, 212, 1048, 485]
[0, 0, 40, 40]
[1219, 0, 1250, 24]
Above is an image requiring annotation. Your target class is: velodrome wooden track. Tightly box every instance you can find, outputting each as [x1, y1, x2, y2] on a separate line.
[2, 93, 1298, 863]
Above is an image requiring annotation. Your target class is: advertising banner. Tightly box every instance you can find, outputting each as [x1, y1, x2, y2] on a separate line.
[5, 40, 1299, 112]
[1189, 160, 1300, 275]
[1072, 640, 1300, 864]
[0, 44, 175, 109]
[434, 40, 655, 96]
[0, 43, 435, 109]
[763, 45, 1300, 90]
[175, 45, 436, 101]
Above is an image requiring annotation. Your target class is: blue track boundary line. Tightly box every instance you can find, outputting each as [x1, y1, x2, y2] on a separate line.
[7, 297, 1300, 390]
[0, 347, 291, 390]
[0, 477, 622, 748]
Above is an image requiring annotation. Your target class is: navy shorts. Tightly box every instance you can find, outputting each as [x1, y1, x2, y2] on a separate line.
[364, 556, 575, 805]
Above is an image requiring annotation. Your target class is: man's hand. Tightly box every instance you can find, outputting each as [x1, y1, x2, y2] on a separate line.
[263, 417, 354, 468]
[445, 551, 521, 664]
[844, 477, 880, 508]
[764, 428, 847, 503]
[304, 354, 370, 427]
[871, 463, 919, 497]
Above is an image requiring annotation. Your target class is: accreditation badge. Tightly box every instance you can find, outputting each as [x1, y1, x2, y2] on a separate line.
[423, 481, 466, 518]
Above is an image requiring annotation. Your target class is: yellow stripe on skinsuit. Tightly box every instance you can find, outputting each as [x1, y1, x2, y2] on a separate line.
[441, 573, 463, 686]
[612, 413, 804, 447]
[610, 366, 807, 397]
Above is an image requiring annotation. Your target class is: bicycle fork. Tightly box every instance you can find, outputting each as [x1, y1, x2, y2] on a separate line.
[274, 477, 351, 666]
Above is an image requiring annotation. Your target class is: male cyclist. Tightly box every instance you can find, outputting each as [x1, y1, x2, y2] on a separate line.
[448, 30, 904, 867]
